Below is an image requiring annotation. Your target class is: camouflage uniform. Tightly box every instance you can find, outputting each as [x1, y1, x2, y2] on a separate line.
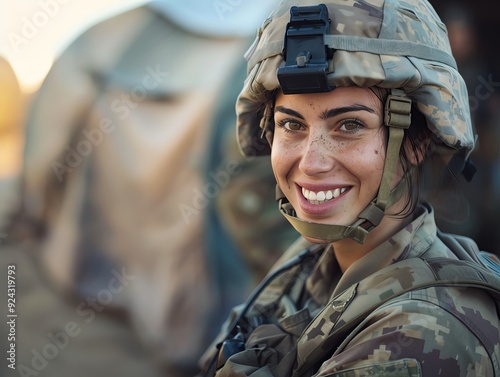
[200, 0, 500, 375]
[202, 204, 500, 376]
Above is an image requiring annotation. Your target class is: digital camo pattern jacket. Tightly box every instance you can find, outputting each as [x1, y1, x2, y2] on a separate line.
[203, 204, 500, 376]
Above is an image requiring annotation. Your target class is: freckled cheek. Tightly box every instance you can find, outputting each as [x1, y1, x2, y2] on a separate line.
[344, 145, 385, 182]
[271, 141, 294, 179]
[369, 146, 385, 165]
[363, 147, 386, 185]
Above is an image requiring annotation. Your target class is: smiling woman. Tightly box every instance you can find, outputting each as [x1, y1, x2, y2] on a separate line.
[272, 88, 386, 227]
[199, 1, 500, 376]
[272, 88, 396, 269]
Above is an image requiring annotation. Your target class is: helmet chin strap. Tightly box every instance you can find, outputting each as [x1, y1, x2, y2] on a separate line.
[276, 91, 412, 244]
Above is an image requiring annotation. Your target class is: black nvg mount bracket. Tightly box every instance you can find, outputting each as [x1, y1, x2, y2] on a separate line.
[277, 3, 334, 94]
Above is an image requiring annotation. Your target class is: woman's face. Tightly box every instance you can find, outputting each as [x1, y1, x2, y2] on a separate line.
[272, 86, 386, 227]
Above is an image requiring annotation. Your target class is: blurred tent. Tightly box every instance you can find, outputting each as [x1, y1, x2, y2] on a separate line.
[0, 56, 23, 175]
[0, 56, 23, 231]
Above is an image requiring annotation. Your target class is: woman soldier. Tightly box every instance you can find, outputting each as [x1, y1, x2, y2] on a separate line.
[200, 0, 500, 376]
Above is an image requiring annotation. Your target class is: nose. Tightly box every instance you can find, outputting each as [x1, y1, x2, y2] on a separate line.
[298, 133, 336, 176]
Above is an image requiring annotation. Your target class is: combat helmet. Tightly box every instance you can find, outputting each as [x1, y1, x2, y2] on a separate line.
[236, 0, 476, 244]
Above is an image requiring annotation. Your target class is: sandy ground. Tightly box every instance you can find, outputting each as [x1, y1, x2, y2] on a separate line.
[0, 240, 165, 377]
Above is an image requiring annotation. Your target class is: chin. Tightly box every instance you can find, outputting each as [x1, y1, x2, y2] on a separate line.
[302, 235, 329, 245]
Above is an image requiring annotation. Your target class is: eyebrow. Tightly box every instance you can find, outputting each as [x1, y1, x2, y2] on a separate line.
[275, 104, 376, 120]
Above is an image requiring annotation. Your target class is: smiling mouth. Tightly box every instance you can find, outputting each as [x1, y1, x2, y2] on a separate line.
[301, 187, 349, 205]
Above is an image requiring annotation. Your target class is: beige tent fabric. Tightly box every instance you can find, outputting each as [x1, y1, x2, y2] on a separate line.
[12, 4, 296, 376]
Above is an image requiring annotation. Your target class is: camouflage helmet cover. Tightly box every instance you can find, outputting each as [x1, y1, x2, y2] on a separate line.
[237, 0, 475, 158]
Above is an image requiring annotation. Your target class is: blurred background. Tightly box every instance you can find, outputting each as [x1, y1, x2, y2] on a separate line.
[0, 1, 499, 377]
[1, 2, 500, 243]
[1, 1, 296, 376]
[0, 0, 147, 184]
[0, 1, 148, 93]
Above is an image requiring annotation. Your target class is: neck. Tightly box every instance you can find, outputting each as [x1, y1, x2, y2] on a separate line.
[331, 213, 413, 273]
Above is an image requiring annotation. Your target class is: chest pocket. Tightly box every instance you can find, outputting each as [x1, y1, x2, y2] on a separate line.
[279, 306, 311, 337]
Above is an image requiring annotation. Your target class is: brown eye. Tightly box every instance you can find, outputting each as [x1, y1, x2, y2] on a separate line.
[339, 119, 364, 133]
[284, 121, 302, 131]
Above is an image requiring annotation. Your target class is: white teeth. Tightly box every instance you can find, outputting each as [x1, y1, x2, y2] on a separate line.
[301, 187, 348, 204]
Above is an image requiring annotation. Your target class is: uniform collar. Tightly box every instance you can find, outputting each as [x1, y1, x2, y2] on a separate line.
[306, 204, 435, 305]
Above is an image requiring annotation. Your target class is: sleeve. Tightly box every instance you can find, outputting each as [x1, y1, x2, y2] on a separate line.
[315, 288, 496, 377]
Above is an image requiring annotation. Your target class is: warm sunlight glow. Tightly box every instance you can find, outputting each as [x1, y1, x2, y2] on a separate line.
[0, 0, 148, 179]
[0, 0, 148, 94]
[8, 51, 54, 94]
